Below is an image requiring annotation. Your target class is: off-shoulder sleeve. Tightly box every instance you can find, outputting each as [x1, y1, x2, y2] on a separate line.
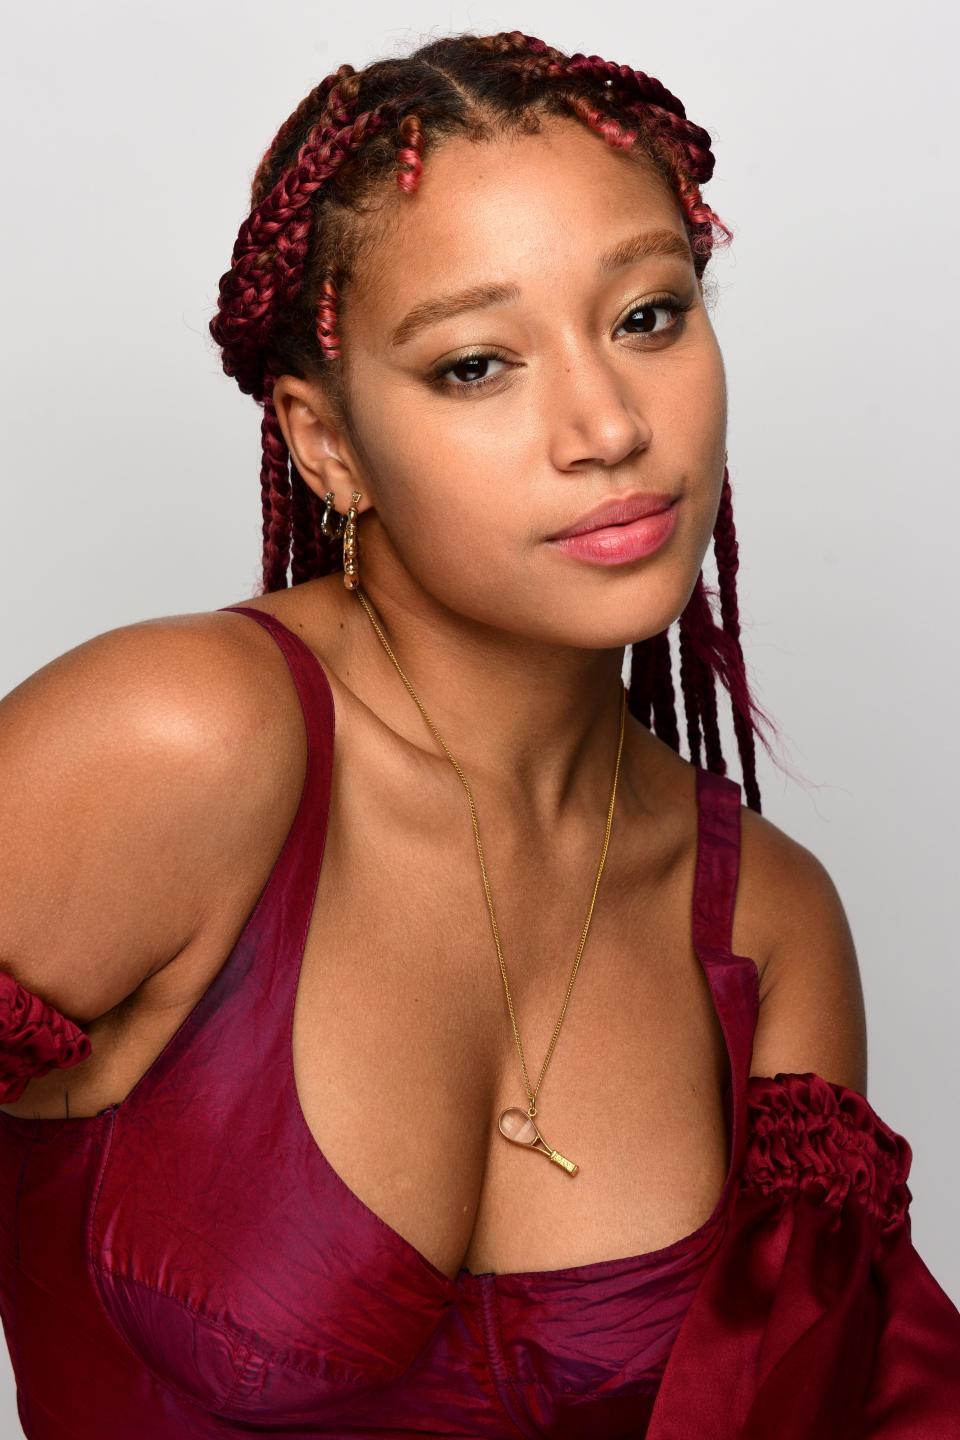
[0, 969, 92, 1103]
[647, 1072, 960, 1440]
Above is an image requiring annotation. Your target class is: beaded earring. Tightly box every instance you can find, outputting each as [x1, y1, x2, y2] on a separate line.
[341, 491, 362, 591]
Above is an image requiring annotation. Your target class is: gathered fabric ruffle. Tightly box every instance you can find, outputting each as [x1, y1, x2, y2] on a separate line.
[645, 1071, 960, 1439]
[742, 1070, 913, 1233]
[0, 970, 92, 1103]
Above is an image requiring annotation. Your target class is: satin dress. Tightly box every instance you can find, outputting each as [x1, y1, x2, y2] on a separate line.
[0, 604, 769, 1438]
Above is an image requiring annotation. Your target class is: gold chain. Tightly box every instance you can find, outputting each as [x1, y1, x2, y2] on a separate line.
[353, 583, 627, 1120]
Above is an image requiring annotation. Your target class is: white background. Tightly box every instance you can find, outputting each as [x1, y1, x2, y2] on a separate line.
[1, 0, 956, 1431]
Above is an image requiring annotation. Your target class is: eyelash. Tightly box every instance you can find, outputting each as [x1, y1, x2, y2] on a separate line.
[427, 293, 695, 397]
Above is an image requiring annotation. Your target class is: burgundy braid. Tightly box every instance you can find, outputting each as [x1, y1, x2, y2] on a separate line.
[250, 66, 356, 209]
[712, 472, 764, 809]
[212, 84, 403, 585]
[678, 622, 703, 768]
[315, 272, 341, 362]
[626, 637, 654, 731]
[646, 630, 682, 754]
[692, 643, 725, 777]
[209, 29, 777, 807]
[258, 366, 291, 593]
[290, 459, 320, 586]
[396, 112, 425, 193]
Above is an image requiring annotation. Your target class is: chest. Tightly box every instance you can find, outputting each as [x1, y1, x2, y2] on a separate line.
[289, 776, 733, 1280]
[0, 635, 765, 1429]
[3, 743, 750, 1286]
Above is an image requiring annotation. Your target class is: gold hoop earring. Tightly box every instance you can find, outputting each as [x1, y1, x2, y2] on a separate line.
[342, 491, 362, 591]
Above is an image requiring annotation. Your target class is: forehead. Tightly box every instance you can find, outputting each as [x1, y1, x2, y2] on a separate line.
[347, 117, 687, 337]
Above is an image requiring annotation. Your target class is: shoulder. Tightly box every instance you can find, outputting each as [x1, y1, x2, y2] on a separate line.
[737, 798, 868, 1093]
[0, 603, 311, 1024]
[639, 738, 868, 1095]
[17, 604, 310, 801]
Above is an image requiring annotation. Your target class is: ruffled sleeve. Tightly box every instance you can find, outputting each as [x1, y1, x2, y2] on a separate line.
[0, 969, 92, 1104]
[744, 1071, 912, 1232]
[647, 1072, 960, 1440]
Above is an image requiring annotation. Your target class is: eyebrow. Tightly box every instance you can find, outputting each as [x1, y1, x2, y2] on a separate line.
[388, 227, 693, 349]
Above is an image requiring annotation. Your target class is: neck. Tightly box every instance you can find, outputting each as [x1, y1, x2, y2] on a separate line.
[334, 563, 636, 830]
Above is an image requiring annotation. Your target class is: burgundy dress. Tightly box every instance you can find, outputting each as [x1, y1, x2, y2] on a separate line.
[0, 603, 957, 1439]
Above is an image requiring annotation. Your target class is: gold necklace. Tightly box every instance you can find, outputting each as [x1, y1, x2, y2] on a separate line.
[353, 583, 627, 1178]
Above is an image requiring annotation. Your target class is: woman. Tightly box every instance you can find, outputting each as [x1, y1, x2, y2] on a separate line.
[0, 28, 957, 1440]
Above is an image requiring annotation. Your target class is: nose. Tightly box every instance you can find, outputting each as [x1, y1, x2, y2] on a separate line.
[546, 345, 652, 472]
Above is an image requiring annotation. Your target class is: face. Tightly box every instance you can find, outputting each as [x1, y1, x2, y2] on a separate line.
[277, 114, 728, 651]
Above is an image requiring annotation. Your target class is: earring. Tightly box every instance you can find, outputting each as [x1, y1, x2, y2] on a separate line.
[342, 490, 362, 591]
[319, 490, 344, 540]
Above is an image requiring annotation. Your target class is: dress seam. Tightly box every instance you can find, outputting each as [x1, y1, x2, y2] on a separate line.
[476, 1276, 545, 1439]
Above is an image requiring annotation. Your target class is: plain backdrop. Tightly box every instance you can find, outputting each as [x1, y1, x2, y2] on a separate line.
[1, 0, 957, 1431]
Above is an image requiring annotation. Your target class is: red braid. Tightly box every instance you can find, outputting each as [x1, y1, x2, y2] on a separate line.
[209, 30, 779, 808]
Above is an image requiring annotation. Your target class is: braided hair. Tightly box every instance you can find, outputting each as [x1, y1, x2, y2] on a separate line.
[209, 29, 777, 812]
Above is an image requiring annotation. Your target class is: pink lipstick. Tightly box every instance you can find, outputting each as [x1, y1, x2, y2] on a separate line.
[546, 493, 679, 566]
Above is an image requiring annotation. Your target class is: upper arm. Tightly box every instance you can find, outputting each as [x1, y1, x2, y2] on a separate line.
[0, 611, 306, 1029]
[743, 809, 868, 1095]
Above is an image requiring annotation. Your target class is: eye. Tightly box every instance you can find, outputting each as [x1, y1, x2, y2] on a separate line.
[427, 349, 511, 397]
[426, 293, 695, 399]
[616, 293, 695, 341]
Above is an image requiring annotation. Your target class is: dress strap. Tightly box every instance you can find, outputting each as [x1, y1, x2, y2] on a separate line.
[78, 604, 337, 1116]
[692, 765, 744, 960]
[690, 764, 760, 1193]
[214, 605, 336, 915]
[206, 604, 336, 992]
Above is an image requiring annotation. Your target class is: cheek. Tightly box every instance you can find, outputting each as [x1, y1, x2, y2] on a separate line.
[659, 339, 727, 524]
[355, 399, 532, 600]
[363, 383, 530, 526]
[666, 334, 726, 448]
[700, 341, 728, 454]
[345, 344, 728, 643]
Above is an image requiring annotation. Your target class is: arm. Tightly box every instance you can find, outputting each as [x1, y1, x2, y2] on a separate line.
[0, 611, 307, 1100]
[743, 809, 868, 1094]
[646, 812, 960, 1439]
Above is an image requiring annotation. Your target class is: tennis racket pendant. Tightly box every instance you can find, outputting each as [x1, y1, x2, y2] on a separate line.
[498, 1108, 579, 1175]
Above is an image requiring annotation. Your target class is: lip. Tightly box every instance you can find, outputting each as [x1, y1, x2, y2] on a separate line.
[546, 492, 680, 567]
[547, 491, 678, 540]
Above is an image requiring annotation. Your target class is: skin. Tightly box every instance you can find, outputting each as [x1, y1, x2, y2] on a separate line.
[271, 114, 727, 820]
[0, 113, 867, 1280]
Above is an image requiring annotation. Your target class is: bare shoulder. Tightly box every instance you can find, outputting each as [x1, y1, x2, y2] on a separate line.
[737, 798, 868, 1093]
[0, 603, 310, 1027]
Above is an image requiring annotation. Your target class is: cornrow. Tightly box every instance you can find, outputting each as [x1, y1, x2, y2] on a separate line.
[249, 65, 356, 209]
[549, 86, 641, 152]
[214, 92, 411, 587]
[305, 111, 437, 361]
[212, 99, 396, 400]
[209, 29, 777, 809]
[485, 38, 731, 267]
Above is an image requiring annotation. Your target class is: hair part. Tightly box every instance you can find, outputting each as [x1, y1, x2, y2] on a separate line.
[210, 29, 776, 811]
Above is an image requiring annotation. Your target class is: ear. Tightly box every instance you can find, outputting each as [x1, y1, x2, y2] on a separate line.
[270, 375, 373, 514]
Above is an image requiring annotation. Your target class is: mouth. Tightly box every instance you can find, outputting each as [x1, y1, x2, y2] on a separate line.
[547, 491, 678, 541]
[545, 497, 680, 566]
